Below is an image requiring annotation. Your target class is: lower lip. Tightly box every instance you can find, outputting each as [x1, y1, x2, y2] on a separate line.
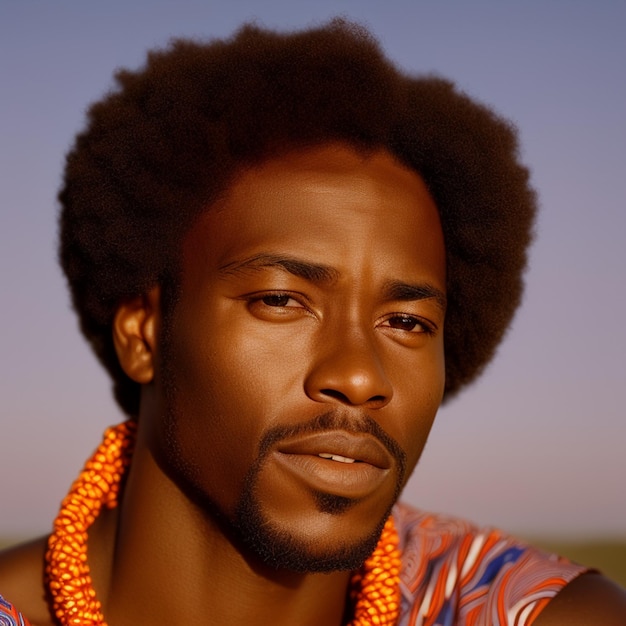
[272, 452, 390, 500]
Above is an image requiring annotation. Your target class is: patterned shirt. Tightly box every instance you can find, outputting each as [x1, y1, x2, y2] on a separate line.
[0, 593, 29, 625]
[0, 505, 587, 626]
[394, 503, 587, 625]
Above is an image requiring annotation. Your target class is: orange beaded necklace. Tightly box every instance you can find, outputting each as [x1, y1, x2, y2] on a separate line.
[45, 422, 402, 626]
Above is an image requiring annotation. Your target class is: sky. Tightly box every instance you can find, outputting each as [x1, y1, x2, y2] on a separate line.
[1, 0, 625, 539]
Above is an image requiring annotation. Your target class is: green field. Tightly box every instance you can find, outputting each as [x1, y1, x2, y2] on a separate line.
[530, 539, 626, 587]
[1, 537, 624, 587]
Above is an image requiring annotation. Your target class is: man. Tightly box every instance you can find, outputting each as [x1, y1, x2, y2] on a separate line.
[0, 20, 624, 626]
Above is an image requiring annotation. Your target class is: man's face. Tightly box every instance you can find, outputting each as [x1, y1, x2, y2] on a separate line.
[150, 143, 446, 571]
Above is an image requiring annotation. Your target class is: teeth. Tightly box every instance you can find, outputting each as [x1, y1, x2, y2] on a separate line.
[319, 453, 356, 464]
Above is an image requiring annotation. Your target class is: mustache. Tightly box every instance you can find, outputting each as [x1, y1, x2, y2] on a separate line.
[257, 410, 407, 479]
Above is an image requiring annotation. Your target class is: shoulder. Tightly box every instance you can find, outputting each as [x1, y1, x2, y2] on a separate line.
[0, 536, 54, 626]
[392, 503, 611, 626]
[532, 572, 626, 626]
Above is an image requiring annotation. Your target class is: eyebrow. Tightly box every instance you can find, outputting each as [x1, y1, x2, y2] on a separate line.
[382, 280, 447, 312]
[218, 253, 339, 284]
[219, 253, 446, 310]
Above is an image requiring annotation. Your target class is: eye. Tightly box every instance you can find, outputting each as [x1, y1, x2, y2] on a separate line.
[244, 291, 311, 321]
[380, 314, 433, 334]
[260, 294, 300, 308]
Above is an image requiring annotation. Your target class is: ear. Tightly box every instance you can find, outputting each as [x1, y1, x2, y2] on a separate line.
[113, 287, 160, 384]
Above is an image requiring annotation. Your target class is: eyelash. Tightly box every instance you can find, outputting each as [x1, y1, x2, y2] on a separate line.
[379, 314, 436, 335]
[244, 291, 310, 317]
[257, 293, 302, 308]
[246, 292, 436, 335]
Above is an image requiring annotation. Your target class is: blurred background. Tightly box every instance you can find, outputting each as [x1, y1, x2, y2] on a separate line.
[1, 1, 624, 582]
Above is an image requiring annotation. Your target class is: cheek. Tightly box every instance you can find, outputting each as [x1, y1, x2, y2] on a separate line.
[391, 341, 445, 474]
[158, 324, 269, 509]
[163, 309, 309, 450]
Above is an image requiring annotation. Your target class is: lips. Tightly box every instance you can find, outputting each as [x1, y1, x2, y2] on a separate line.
[271, 431, 394, 500]
[277, 431, 392, 469]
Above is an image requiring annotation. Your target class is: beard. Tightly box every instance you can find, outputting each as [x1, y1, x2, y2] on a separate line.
[230, 411, 407, 573]
[233, 485, 392, 573]
[158, 400, 407, 573]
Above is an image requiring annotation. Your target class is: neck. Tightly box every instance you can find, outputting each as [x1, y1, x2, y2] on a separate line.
[88, 442, 352, 626]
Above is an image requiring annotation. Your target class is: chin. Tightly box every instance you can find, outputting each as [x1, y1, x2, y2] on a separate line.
[233, 490, 392, 573]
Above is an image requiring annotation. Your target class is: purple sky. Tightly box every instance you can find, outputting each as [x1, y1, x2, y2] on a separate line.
[1, 1, 625, 539]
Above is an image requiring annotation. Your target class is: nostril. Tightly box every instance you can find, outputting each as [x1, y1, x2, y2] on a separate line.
[368, 395, 387, 404]
[320, 389, 388, 407]
[320, 389, 351, 403]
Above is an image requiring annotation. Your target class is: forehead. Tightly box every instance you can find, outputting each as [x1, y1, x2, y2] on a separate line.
[182, 143, 445, 285]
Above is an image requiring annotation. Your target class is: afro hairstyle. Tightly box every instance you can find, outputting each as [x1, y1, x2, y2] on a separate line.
[59, 19, 537, 417]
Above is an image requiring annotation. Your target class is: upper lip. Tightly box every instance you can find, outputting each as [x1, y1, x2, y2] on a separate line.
[277, 431, 392, 470]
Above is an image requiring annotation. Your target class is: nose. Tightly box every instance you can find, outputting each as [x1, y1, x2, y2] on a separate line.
[304, 330, 393, 409]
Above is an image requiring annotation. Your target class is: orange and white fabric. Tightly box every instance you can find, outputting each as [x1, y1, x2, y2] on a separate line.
[394, 503, 588, 626]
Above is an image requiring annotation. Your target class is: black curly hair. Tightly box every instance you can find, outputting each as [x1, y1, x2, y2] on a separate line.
[59, 19, 536, 417]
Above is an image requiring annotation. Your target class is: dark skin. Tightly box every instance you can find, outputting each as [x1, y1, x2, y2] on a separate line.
[1, 144, 625, 625]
